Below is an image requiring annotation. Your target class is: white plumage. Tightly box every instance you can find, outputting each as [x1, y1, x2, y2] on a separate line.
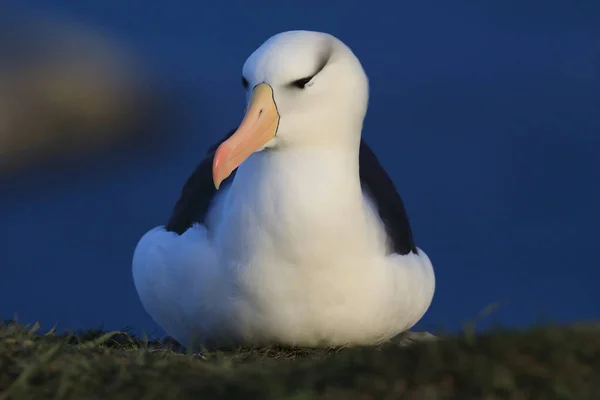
[132, 30, 435, 349]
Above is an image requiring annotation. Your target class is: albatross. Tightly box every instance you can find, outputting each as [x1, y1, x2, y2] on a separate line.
[132, 30, 435, 349]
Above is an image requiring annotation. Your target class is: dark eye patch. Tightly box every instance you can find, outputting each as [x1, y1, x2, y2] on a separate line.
[290, 76, 314, 89]
[242, 76, 249, 89]
[288, 47, 331, 89]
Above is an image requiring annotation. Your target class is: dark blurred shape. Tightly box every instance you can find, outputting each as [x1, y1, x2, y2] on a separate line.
[0, 11, 167, 173]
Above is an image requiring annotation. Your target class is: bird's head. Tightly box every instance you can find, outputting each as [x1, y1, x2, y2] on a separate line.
[213, 30, 369, 189]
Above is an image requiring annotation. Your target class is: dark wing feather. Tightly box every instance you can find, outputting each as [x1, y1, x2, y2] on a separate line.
[359, 139, 418, 255]
[164, 129, 237, 235]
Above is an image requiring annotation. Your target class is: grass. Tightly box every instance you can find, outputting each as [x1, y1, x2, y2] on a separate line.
[1, 320, 599, 399]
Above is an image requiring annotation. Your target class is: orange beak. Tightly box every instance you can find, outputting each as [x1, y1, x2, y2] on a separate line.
[212, 83, 280, 189]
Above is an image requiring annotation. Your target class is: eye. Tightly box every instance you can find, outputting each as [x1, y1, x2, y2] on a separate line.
[290, 76, 314, 89]
[242, 76, 249, 89]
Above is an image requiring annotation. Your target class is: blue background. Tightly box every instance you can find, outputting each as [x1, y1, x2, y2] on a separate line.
[2, 0, 598, 336]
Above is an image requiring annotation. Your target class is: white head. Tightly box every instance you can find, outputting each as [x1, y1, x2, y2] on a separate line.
[212, 30, 369, 188]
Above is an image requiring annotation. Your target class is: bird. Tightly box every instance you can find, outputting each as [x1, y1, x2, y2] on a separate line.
[132, 30, 435, 349]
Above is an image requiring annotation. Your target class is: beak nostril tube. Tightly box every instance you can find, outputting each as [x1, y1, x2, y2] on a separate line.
[212, 83, 280, 189]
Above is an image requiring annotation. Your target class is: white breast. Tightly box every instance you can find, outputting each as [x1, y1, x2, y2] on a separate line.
[203, 148, 435, 346]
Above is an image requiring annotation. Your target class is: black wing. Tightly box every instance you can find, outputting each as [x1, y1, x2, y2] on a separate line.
[359, 139, 418, 255]
[164, 129, 237, 235]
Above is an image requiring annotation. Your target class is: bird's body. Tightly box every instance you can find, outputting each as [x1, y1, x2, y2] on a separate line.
[132, 31, 435, 349]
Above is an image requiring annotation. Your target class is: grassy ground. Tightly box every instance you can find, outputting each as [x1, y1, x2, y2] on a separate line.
[0, 320, 598, 399]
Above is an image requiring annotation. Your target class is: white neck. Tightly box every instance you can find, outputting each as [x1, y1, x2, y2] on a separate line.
[275, 117, 363, 150]
[219, 139, 374, 262]
[235, 144, 363, 214]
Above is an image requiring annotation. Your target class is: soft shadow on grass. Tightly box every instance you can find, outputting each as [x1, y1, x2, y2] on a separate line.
[0, 319, 599, 399]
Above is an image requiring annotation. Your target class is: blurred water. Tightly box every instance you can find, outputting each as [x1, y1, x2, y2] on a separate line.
[1, 0, 599, 335]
